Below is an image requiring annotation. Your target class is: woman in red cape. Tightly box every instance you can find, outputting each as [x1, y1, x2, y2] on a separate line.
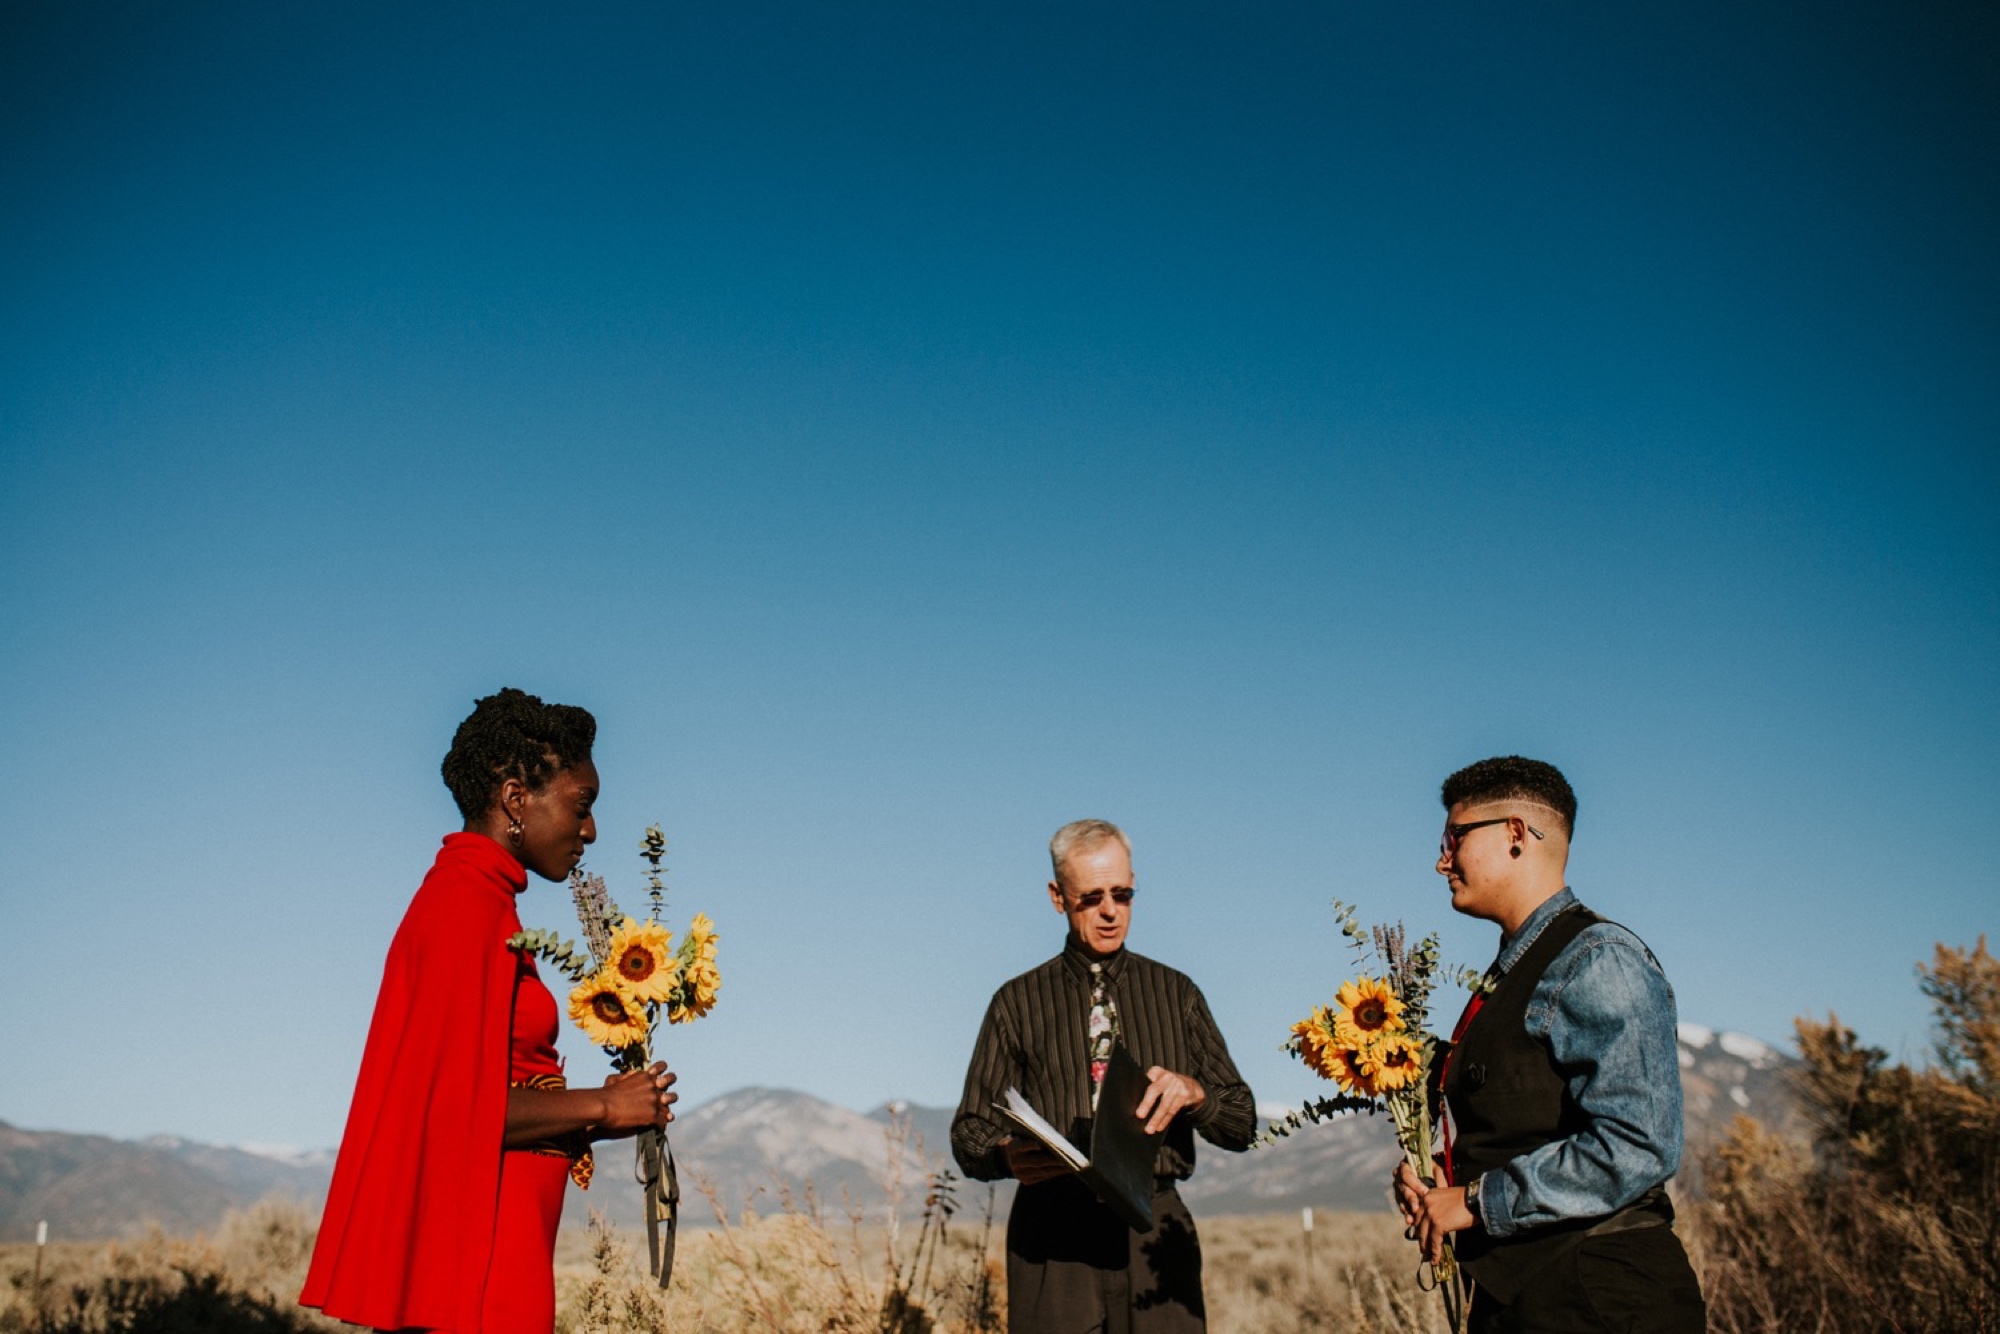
[301, 689, 677, 1333]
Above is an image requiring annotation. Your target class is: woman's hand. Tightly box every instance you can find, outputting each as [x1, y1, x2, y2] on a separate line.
[1394, 1160, 1473, 1263]
[595, 1061, 677, 1139]
[504, 1062, 675, 1149]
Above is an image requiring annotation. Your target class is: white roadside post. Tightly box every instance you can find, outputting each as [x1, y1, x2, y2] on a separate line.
[1300, 1205, 1314, 1284]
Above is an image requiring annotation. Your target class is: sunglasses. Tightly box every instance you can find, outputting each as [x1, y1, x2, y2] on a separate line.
[1065, 887, 1137, 910]
[1441, 818, 1545, 857]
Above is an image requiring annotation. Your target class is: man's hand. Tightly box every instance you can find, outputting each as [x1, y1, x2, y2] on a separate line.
[1393, 1160, 1474, 1263]
[1001, 1136, 1070, 1185]
[1134, 1067, 1205, 1135]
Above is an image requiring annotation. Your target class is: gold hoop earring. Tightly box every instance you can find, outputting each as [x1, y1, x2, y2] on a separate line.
[508, 817, 524, 848]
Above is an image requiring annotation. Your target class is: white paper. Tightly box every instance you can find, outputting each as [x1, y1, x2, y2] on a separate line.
[996, 1086, 1089, 1170]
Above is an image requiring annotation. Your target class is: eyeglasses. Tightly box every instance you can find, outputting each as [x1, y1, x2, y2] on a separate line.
[1441, 818, 1545, 857]
[1065, 887, 1136, 910]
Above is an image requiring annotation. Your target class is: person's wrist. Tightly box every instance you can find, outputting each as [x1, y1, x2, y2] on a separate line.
[1464, 1176, 1482, 1222]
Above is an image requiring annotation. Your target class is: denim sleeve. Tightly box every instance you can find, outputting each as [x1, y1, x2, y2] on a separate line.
[1477, 926, 1684, 1238]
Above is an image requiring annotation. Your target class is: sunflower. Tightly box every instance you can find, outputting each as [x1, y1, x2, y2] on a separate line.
[1289, 1007, 1342, 1080]
[605, 917, 679, 1004]
[1332, 976, 1406, 1046]
[1325, 1041, 1380, 1098]
[569, 968, 651, 1049]
[668, 914, 721, 1024]
[1365, 1031, 1426, 1093]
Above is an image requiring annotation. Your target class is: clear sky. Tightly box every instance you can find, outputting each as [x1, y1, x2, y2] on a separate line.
[3, 1, 1994, 1151]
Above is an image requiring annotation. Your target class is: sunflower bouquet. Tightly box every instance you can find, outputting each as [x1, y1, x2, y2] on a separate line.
[508, 823, 719, 1287]
[1270, 899, 1481, 1332]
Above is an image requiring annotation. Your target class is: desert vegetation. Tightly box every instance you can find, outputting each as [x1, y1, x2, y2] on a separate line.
[5, 937, 1992, 1332]
[0, 1193, 1438, 1334]
[1684, 936, 1999, 1333]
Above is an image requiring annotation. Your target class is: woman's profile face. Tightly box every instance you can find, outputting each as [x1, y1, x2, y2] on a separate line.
[512, 758, 600, 882]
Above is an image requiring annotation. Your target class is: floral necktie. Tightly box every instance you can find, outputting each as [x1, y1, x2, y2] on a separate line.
[1088, 961, 1120, 1109]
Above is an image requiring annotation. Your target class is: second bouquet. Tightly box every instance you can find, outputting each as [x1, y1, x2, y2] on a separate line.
[1273, 899, 1478, 1333]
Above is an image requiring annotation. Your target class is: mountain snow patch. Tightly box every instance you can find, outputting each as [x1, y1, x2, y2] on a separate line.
[1678, 1023, 1715, 1048]
[1718, 1031, 1781, 1067]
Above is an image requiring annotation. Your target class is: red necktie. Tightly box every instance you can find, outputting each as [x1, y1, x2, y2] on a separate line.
[1437, 988, 1487, 1186]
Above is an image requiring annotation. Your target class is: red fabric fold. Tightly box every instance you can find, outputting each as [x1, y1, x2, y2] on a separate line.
[301, 832, 528, 1332]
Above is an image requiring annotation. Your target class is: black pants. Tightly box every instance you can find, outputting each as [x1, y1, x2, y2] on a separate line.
[1470, 1223, 1706, 1333]
[1005, 1177, 1204, 1334]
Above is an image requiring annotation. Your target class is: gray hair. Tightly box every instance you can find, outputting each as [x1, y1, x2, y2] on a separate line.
[1049, 819, 1132, 884]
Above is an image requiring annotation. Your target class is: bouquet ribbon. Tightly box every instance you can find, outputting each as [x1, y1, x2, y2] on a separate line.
[638, 1126, 680, 1289]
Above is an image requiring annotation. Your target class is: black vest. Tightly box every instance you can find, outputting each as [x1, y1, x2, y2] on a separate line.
[1443, 903, 1669, 1301]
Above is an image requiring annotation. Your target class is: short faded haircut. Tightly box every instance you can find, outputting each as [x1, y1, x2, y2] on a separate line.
[1440, 756, 1577, 836]
[1049, 818, 1132, 884]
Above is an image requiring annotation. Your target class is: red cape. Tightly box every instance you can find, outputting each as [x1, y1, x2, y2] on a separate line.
[301, 833, 529, 1332]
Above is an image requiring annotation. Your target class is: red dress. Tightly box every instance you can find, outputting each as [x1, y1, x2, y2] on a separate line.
[301, 832, 573, 1333]
[484, 952, 573, 1333]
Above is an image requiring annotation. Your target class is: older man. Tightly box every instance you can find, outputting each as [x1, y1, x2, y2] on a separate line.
[951, 819, 1255, 1334]
[1396, 757, 1706, 1333]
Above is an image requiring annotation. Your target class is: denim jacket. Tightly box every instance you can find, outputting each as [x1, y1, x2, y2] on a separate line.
[1474, 887, 1685, 1239]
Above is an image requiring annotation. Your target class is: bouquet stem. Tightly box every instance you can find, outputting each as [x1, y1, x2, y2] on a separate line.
[1389, 1066, 1464, 1331]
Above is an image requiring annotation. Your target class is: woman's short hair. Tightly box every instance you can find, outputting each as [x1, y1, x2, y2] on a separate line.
[1440, 756, 1577, 835]
[440, 687, 597, 821]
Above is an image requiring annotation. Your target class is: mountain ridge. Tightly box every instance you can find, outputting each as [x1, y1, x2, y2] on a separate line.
[0, 1027, 1792, 1240]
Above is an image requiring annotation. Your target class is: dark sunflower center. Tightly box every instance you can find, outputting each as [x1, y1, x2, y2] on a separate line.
[1357, 1000, 1387, 1028]
[619, 950, 654, 982]
[592, 994, 629, 1024]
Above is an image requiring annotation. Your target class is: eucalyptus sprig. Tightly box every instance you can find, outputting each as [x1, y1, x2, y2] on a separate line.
[509, 927, 597, 984]
[1257, 1091, 1381, 1146]
[640, 824, 668, 921]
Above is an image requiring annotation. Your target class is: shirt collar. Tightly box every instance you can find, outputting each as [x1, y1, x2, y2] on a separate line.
[1060, 934, 1128, 984]
[1492, 886, 1577, 976]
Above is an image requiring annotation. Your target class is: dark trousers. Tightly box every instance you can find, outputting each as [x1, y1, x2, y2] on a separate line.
[1470, 1223, 1706, 1334]
[1005, 1177, 1204, 1334]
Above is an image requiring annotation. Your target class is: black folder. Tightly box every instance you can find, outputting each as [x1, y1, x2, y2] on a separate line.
[994, 1041, 1166, 1231]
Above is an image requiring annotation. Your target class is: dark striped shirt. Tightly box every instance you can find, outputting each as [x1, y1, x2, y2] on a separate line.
[951, 937, 1256, 1182]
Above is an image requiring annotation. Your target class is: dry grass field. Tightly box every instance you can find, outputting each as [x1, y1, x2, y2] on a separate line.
[0, 1198, 1443, 1334]
[547, 1196, 1443, 1334]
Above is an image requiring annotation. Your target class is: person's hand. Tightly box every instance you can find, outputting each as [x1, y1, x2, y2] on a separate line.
[1001, 1136, 1071, 1185]
[1134, 1067, 1205, 1135]
[597, 1061, 677, 1137]
[1394, 1160, 1474, 1263]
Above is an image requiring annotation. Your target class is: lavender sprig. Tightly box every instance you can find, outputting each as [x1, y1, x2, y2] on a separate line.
[570, 870, 617, 965]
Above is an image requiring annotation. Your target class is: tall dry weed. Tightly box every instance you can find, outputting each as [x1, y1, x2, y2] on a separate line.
[1689, 936, 2000, 1334]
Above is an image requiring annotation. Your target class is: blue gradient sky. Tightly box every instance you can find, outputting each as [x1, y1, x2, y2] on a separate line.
[3, 1, 1995, 1149]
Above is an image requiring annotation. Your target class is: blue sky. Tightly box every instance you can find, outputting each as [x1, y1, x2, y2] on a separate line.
[2, 1, 1995, 1150]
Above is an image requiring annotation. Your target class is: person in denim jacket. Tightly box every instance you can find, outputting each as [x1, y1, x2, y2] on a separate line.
[1394, 756, 1706, 1333]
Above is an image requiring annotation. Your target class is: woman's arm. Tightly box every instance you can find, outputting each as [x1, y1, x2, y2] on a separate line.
[503, 1061, 677, 1148]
